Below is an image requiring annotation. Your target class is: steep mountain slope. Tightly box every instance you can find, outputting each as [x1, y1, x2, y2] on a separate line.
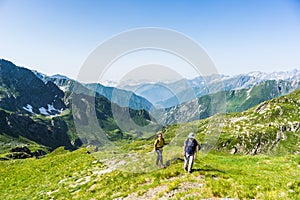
[216, 88, 300, 154]
[0, 59, 66, 115]
[34, 72, 154, 111]
[162, 88, 300, 155]
[0, 59, 158, 156]
[0, 109, 74, 153]
[85, 83, 154, 111]
[35, 74, 158, 141]
[34, 72, 78, 92]
[69, 92, 157, 145]
[153, 80, 300, 125]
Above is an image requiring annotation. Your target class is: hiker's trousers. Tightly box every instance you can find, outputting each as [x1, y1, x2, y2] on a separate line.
[184, 153, 195, 172]
[156, 149, 163, 166]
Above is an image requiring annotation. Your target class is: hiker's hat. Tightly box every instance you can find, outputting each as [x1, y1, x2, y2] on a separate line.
[188, 132, 195, 139]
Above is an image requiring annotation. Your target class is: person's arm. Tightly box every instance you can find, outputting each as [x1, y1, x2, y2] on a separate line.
[163, 138, 169, 145]
[194, 141, 199, 159]
[154, 139, 158, 151]
[183, 141, 186, 156]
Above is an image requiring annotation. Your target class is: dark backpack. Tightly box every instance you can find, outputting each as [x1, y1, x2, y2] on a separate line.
[185, 139, 198, 155]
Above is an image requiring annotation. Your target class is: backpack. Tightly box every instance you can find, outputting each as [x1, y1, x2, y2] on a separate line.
[185, 139, 198, 155]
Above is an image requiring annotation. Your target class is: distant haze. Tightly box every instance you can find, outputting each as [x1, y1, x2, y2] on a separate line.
[118, 64, 184, 85]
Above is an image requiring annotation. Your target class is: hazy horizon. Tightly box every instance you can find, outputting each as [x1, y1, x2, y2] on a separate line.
[1, 57, 299, 85]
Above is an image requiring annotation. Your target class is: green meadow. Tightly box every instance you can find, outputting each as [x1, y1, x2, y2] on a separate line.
[0, 146, 299, 200]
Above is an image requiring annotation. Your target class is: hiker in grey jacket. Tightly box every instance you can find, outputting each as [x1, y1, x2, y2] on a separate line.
[183, 132, 199, 173]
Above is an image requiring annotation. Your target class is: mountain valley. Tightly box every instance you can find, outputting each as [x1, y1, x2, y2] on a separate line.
[0, 58, 299, 199]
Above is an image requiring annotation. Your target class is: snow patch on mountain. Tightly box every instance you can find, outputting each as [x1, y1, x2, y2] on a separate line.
[39, 107, 49, 115]
[246, 87, 253, 100]
[244, 69, 300, 82]
[50, 74, 70, 80]
[23, 104, 35, 114]
[39, 104, 63, 116]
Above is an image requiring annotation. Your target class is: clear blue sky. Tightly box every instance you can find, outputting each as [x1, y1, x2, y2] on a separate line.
[1, 0, 300, 80]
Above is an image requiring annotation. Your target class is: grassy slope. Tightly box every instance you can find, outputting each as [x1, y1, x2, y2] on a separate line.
[172, 88, 300, 155]
[219, 88, 300, 154]
[1, 89, 299, 199]
[0, 148, 299, 199]
[0, 148, 99, 200]
[0, 133, 43, 155]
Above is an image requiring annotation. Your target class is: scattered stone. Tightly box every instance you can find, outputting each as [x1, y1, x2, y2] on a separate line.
[229, 147, 237, 155]
[11, 146, 31, 154]
[32, 149, 47, 158]
[6, 152, 31, 159]
[5, 146, 47, 159]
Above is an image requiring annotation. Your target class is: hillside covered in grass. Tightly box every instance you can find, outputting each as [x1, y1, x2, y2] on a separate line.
[161, 88, 300, 156]
[153, 79, 299, 125]
[0, 59, 158, 158]
[0, 89, 299, 199]
[0, 147, 299, 199]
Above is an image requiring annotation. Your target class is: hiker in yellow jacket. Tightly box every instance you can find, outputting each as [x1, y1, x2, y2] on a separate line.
[154, 132, 168, 168]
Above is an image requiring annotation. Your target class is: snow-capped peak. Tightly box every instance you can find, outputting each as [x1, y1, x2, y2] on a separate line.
[244, 69, 300, 81]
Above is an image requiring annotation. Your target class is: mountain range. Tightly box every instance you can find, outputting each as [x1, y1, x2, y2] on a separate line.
[152, 79, 300, 125]
[0, 60, 66, 115]
[201, 87, 300, 155]
[0, 59, 157, 157]
[110, 69, 300, 108]
[34, 72, 154, 111]
[154, 86, 300, 156]
[1, 76, 299, 199]
[0, 58, 299, 158]
[0, 57, 299, 200]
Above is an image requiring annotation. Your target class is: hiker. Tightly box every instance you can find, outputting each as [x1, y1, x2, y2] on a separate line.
[183, 132, 199, 173]
[154, 132, 168, 168]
